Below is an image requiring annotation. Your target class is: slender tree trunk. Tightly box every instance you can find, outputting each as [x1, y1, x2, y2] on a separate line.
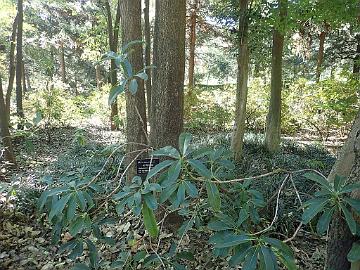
[354, 35, 360, 74]
[22, 60, 27, 93]
[325, 111, 360, 270]
[144, 0, 152, 121]
[230, 0, 250, 161]
[188, 0, 199, 89]
[316, 31, 326, 83]
[25, 68, 31, 91]
[15, 0, 24, 129]
[6, 15, 18, 121]
[59, 42, 66, 83]
[105, 0, 120, 131]
[0, 76, 16, 167]
[120, 0, 148, 180]
[150, 0, 186, 149]
[264, 0, 287, 153]
[95, 65, 103, 89]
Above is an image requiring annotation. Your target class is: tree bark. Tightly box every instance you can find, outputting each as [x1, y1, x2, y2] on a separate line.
[104, 0, 120, 131]
[188, 0, 199, 89]
[0, 76, 16, 167]
[264, 0, 287, 153]
[144, 0, 152, 121]
[120, 0, 148, 180]
[354, 34, 360, 74]
[6, 15, 18, 121]
[59, 41, 66, 83]
[95, 64, 103, 89]
[22, 60, 27, 93]
[230, 0, 250, 161]
[150, 0, 186, 149]
[316, 31, 326, 83]
[15, 0, 24, 128]
[325, 111, 360, 270]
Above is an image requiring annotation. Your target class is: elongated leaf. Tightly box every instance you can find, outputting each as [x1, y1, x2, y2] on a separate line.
[303, 172, 332, 191]
[135, 71, 148, 81]
[129, 78, 138, 95]
[152, 146, 180, 158]
[142, 203, 159, 238]
[49, 193, 71, 220]
[77, 191, 87, 211]
[188, 159, 212, 178]
[340, 183, 360, 194]
[260, 246, 277, 270]
[176, 182, 186, 206]
[160, 184, 178, 203]
[144, 193, 158, 210]
[108, 84, 125, 105]
[184, 180, 198, 198]
[69, 217, 85, 236]
[229, 244, 252, 266]
[38, 187, 69, 210]
[347, 242, 360, 262]
[262, 237, 294, 258]
[162, 160, 182, 187]
[207, 220, 232, 231]
[214, 233, 253, 249]
[242, 247, 259, 270]
[316, 207, 335, 234]
[206, 181, 221, 211]
[121, 59, 133, 77]
[340, 203, 357, 235]
[344, 197, 360, 213]
[69, 241, 84, 259]
[334, 174, 346, 192]
[85, 239, 99, 269]
[145, 160, 174, 181]
[67, 195, 77, 221]
[302, 198, 329, 224]
[177, 219, 195, 236]
[179, 133, 192, 156]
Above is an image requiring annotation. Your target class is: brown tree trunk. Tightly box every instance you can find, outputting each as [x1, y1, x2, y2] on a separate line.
[264, 0, 287, 153]
[22, 60, 27, 93]
[105, 0, 120, 131]
[230, 0, 250, 161]
[6, 15, 18, 120]
[326, 111, 360, 270]
[95, 65, 103, 89]
[0, 76, 16, 167]
[354, 35, 360, 74]
[15, 0, 24, 128]
[316, 31, 326, 83]
[188, 0, 199, 89]
[144, 0, 152, 121]
[150, 0, 186, 149]
[120, 0, 148, 180]
[59, 42, 66, 83]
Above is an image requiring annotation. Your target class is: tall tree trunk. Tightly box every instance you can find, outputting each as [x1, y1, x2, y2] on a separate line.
[6, 15, 18, 121]
[150, 0, 186, 149]
[144, 0, 152, 121]
[15, 0, 24, 129]
[120, 0, 148, 180]
[0, 76, 16, 167]
[230, 0, 250, 161]
[95, 64, 103, 89]
[325, 111, 360, 270]
[59, 42, 66, 83]
[316, 31, 326, 83]
[22, 60, 27, 93]
[264, 0, 287, 153]
[354, 34, 360, 74]
[188, 0, 199, 89]
[105, 0, 120, 131]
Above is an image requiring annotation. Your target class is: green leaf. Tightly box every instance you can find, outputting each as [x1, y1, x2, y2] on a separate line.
[113, 190, 131, 200]
[37, 187, 69, 210]
[301, 198, 329, 224]
[214, 233, 253, 249]
[262, 237, 294, 258]
[206, 181, 221, 211]
[260, 246, 277, 270]
[344, 197, 360, 213]
[229, 243, 252, 266]
[316, 207, 335, 234]
[77, 191, 87, 211]
[177, 219, 194, 236]
[85, 239, 99, 269]
[188, 159, 212, 178]
[242, 247, 259, 270]
[67, 195, 77, 221]
[176, 251, 195, 261]
[176, 182, 186, 205]
[347, 242, 360, 262]
[144, 194, 158, 210]
[334, 174, 346, 191]
[340, 203, 357, 235]
[142, 203, 159, 238]
[129, 78, 138, 95]
[121, 59, 133, 77]
[179, 133, 192, 156]
[73, 263, 90, 270]
[162, 160, 182, 187]
[303, 172, 332, 191]
[108, 84, 125, 105]
[152, 146, 180, 159]
[237, 208, 249, 226]
[69, 241, 84, 259]
[184, 180, 198, 198]
[340, 183, 360, 194]
[135, 71, 148, 81]
[49, 193, 71, 221]
[69, 217, 85, 236]
[160, 184, 178, 203]
[207, 220, 232, 231]
[145, 160, 174, 181]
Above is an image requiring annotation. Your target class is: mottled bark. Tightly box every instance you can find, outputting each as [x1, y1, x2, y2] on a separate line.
[144, 0, 152, 120]
[150, 0, 186, 149]
[188, 0, 199, 88]
[0, 76, 16, 167]
[264, 0, 287, 153]
[230, 0, 250, 161]
[354, 35, 360, 74]
[95, 65, 103, 89]
[15, 0, 24, 128]
[316, 31, 326, 83]
[120, 0, 148, 180]
[22, 60, 27, 93]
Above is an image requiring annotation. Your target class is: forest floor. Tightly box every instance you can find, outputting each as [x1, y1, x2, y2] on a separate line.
[0, 126, 335, 270]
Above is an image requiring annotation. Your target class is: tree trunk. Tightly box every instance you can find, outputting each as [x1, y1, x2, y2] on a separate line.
[326, 111, 360, 270]
[354, 34, 360, 74]
[59, 42, 66, 83]
[0, 76, 16, 167]
[230, 0, 250, 161]
[6, 15, 18, 121]
[95, 64, 103, 89]
[144, 0, 152, 121]
[188, 0, 199, 89]
[22, 60, 27, 93]
[316, 31, 326, 83]
[105, 0, 120, 131]
[15, 0, 24, 128]
[120, 0, 148, 180]
[264, 0, 287, 153]
[150, 0, 186, 149]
